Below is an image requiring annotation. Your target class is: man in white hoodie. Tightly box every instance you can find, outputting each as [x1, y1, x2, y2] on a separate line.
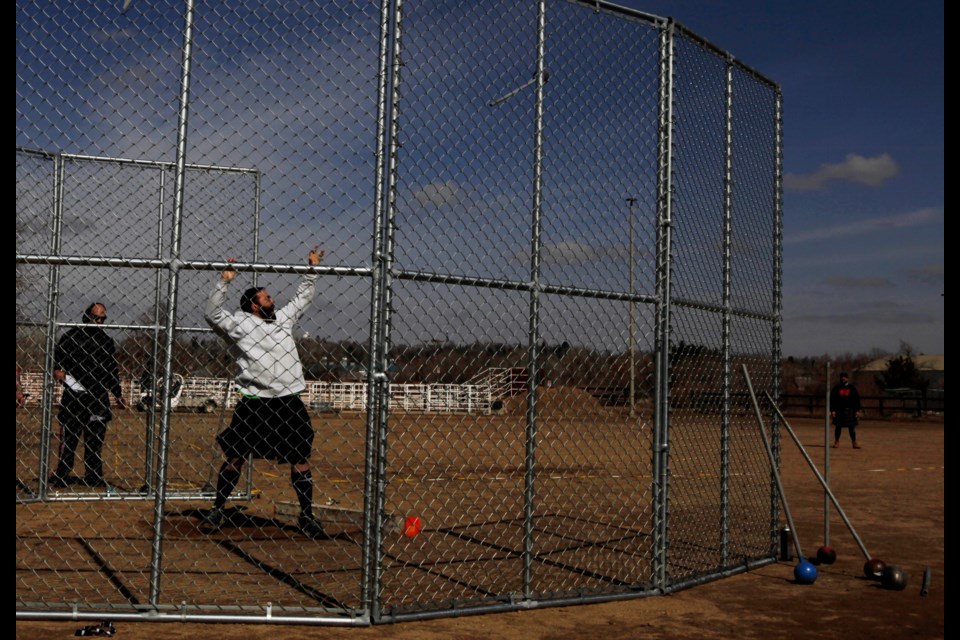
[200, 245, 327, 538]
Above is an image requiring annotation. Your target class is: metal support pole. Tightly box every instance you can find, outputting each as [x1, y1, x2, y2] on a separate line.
[147, 0, 196, 606]
[627, 197, 637, 418]
[824, 361, 831, 546]
[39, 153, 65, 496]
[764, 390, 873, 561]
[742, 366, 807, 562]
[523, 0, 548, 600]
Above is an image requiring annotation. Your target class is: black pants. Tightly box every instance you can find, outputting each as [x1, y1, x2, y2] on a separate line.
[54, 390, 110, 481]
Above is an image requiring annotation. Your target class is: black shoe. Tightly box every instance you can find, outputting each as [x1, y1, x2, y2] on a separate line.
[83, 476, 107, 488]
[49, 474, 70, 488]
[298, 514, 329, 539]
[199, 506, 225, 529]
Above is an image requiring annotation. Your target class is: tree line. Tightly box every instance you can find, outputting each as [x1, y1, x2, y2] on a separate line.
[16, 324, 936, 401]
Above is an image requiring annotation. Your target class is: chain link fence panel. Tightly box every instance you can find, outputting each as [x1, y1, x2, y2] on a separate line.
[17, 0, 783, 627]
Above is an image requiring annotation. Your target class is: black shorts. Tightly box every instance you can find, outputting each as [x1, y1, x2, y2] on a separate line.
[217, 395, 314, 464]
[832, 407, 859, 429]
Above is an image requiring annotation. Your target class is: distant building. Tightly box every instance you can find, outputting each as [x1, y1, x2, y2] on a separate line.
[858, 354, 944, 391]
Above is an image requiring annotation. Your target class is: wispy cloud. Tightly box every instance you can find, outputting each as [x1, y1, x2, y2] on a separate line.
[413, 181, 463, 208]
[903, 264, 944, 285]
[821, 276, 893, 288]
[789, 302, 936, 325]
[784, 153, 899, 191]
[784, 207, 940, 244]
[509, 241, 633, 267]
[540, 241, 601, 266]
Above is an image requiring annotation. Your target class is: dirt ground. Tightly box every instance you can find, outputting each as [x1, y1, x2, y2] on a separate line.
[16, 414, 944, 640]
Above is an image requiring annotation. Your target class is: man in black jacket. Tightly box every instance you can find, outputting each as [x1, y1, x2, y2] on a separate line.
[49, 303, 126, 488]
[829, 371, 862, 449]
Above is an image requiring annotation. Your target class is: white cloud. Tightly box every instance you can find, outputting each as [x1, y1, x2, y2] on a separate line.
[784, 207, 940, 244]
[788, 304, 936, 326]
[541, 241, 598, 265]
[784, 153, 899, 191]
[412, 181, 463, 208]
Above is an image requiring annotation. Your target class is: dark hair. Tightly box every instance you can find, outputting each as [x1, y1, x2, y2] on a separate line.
[83, 302, 105, 323]
[240, 287, 265, 313]
[839, 371, 849, 378]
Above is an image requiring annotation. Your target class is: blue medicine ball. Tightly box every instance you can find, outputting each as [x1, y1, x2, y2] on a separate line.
[794, 560, 818, 584]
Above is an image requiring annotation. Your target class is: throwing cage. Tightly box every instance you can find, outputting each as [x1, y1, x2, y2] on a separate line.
[17, 0, 784, 626]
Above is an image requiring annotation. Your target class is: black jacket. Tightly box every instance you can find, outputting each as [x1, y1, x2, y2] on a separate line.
[829, 381, 862, 413]
[54, 325, 122, 402]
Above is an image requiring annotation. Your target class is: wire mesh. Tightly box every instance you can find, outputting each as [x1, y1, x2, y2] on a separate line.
[17, 0, 782, 626]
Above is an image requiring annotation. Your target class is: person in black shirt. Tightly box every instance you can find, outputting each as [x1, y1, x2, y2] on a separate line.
[49, 303, 126, 488]
[829, 371, 862, 449]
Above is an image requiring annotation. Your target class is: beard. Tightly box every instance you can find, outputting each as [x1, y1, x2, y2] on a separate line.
[260, 304, 277, 322]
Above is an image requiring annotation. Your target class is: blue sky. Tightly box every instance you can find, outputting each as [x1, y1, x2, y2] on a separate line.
[17, 1, 943, 359]
[620, 0, 944, 357]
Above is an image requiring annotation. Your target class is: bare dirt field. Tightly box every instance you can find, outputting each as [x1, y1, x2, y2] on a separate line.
[17, 410, 943, 640]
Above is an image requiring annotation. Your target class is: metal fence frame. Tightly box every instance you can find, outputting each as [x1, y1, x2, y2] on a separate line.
[17, 0, 783, 626]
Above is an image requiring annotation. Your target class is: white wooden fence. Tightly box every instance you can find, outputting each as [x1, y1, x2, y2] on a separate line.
[19, 371, 499, 414]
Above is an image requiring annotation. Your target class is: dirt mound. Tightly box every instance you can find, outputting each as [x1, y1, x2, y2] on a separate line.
[500, 386, 607, 417]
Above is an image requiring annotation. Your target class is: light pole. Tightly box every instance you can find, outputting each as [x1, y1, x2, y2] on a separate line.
[627, 197, 637, 418]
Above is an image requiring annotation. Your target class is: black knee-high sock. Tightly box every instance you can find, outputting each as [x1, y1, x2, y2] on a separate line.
[291, 469, 313, 518]
[215, 462, 241, 509]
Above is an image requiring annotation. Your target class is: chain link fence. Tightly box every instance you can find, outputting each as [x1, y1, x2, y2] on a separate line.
[17, 0, 783, 626]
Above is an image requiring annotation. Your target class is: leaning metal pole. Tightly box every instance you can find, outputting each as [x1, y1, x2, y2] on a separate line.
[742, 366, 807, 563]
[763, 391, 873, 560]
